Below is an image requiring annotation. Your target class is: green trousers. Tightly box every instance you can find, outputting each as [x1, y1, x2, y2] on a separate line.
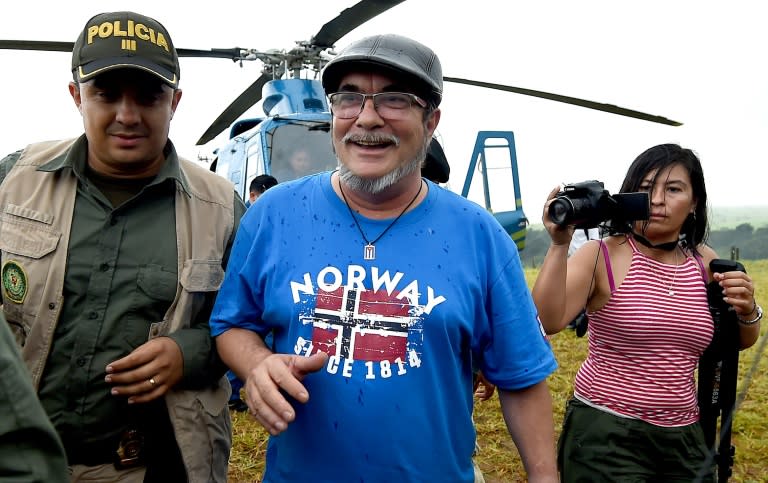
[557, 398, 715, 482]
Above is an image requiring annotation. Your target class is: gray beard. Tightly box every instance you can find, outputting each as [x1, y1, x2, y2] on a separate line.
[338, 140, 429, 195]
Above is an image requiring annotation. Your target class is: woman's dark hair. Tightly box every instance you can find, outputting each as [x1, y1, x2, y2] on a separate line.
[608, 143, 709, 250]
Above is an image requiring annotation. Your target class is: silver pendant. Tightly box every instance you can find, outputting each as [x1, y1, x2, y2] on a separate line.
[669, 289, 675, 296]
[364, 244, 376, 260]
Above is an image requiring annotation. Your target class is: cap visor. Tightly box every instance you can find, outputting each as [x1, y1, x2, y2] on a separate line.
[77, 58, 177, 87]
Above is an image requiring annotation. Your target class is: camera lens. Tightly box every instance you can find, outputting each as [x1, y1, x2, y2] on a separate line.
[548, 198, 574, 226]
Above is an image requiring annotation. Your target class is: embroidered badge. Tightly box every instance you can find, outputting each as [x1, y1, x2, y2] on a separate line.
[2, 261, 28, 304]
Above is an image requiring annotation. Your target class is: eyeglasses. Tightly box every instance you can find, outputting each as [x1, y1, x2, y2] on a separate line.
[327, 92, 427, 120]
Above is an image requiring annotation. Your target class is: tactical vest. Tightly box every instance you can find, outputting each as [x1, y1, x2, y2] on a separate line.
[0, 139, 233, 482]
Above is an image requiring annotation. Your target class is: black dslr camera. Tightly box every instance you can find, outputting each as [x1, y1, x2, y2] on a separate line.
[548, 180, 649, 228]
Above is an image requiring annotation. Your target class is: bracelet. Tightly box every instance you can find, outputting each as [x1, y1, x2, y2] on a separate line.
[738, 304, 763, 325]
[747, 300, 757, 315]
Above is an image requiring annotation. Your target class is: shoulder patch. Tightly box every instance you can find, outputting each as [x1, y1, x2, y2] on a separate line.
[2, 260, 28, 303]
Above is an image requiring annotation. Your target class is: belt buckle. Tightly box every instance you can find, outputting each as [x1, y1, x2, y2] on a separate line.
[114, 429, 145, 470]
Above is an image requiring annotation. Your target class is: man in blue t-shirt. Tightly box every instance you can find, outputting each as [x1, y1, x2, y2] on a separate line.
[211, 33, 558, 482]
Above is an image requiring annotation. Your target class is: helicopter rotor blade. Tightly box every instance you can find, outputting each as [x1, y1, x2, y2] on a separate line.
[0, 39, 255, 62]
[444, 76, 682, 126]
[312, 0, 406, 48]
[196, 73, 271, 146]
[0, 40, 74, 52]
[177, 47, 248, 60]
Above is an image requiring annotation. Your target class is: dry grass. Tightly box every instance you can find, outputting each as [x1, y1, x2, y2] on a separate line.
[227, 260, 768, 482]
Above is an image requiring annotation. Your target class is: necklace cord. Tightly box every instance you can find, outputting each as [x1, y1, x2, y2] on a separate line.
[339, 179, 423, 246]
[643, 245, 681, 295]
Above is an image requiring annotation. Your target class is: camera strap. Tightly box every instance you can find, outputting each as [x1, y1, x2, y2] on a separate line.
[631, 231, 679, 251]
[574, 239, 612, 338]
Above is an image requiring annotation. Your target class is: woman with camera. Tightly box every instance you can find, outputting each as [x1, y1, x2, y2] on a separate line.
[533, 143, 760, 482]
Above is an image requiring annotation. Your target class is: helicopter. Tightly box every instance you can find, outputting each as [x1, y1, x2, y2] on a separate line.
[0, 0, 683, 251]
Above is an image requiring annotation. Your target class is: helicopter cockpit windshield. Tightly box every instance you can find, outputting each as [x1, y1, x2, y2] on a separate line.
[268, 121, 338, 182]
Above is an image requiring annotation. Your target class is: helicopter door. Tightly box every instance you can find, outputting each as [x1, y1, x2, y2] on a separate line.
[244, 139, 266, 195]
[215, 137, 248, 199]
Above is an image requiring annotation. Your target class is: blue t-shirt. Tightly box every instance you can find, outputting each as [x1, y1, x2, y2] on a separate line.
[211, 173, 556, 482]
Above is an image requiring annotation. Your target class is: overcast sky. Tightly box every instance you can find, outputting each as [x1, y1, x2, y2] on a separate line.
[2, 0, 765, 215]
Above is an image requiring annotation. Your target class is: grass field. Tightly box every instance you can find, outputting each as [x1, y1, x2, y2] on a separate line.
[227, 259, 768, 482]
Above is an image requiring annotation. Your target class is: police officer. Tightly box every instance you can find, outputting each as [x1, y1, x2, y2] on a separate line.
[0, 11, 244, 483]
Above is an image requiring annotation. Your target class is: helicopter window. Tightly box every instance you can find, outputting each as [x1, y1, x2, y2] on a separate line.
[303, 98, 324, 111]
[245, 142, 266, 193]
[267, 122, 338, 183]
[215, 154, 231, 182]
[230, 118, 263, 138]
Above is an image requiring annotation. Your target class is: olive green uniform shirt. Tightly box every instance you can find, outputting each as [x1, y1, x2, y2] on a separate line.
[0, 312, 68, 482]
[0, 136, 245, 451]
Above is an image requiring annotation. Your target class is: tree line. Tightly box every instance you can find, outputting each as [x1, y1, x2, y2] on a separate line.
[520, 223, 768, 268]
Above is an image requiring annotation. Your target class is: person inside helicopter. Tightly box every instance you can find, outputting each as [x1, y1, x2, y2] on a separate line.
[269, 127, 338, 182]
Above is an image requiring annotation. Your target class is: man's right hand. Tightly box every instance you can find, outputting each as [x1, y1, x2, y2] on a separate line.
[245, 351, 328, 435]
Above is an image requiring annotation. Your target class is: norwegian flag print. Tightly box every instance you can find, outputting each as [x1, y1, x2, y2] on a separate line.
[310, 286, 413, 362]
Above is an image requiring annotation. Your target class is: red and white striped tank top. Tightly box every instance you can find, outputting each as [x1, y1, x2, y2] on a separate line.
[574, 236, 714, 427]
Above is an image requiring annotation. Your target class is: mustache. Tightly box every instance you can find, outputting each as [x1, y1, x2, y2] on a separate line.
[341, 133, 400, 146]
